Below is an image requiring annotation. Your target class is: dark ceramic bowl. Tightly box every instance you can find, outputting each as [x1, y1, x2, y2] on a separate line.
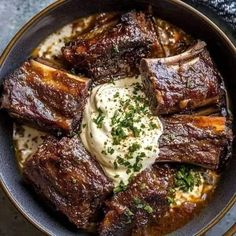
[0, 0, 235, 235]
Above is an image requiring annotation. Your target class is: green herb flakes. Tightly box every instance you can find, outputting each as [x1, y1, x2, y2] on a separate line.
[128, 143, 141, 152]
[93, 108, 105, 128]
[174, 166, 201, 192]
[114, 180, 127, 194]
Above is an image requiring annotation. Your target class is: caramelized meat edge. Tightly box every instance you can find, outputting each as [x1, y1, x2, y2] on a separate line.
[62, 11, 161, 82]
[140, 41, 223, 115]
[23, 136, 113, 229]
[100, 165, 175, 236]
[1, 59, 91, 135]
[158, 115, 233, 169]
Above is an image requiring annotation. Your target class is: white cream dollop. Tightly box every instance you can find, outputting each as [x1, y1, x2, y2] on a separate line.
[80, 77, 163, 187]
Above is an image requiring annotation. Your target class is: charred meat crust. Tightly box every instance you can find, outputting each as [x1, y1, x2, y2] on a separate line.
[158, 115, 233, 169]
[1, 59, 91, 135]
[23, 136, 113, 229]
[62, 11, 161, 82]
[99, 165, 175, 236]
[140, 41, 222, 115]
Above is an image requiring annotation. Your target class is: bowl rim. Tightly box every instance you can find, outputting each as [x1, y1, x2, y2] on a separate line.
[0, 0, 235, 235]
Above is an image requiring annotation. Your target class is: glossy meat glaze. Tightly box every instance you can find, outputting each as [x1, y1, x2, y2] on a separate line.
[23, 136, 113, 229]
[1, 59, 91, 135]
[158, 115, 232, 169]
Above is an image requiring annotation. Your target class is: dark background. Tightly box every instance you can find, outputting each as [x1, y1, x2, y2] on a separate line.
[0, 0, 235, 235]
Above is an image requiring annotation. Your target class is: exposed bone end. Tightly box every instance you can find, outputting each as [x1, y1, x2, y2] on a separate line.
[1, 59, 91, 135]
[140, 40, 221, 115]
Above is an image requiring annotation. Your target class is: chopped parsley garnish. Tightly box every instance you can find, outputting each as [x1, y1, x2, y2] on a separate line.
[167, 187, 176, 205]
[109, 90, 150, 146]
[113, 180, 127, 194]
[143, 205, 154, 214]
[174, 166, 201, 192]
[107, 147, 115, 154]
[145, 146, 152, 151]
[133, 197, 153, 214]
[133, 197, 142, 207]
[101, 150, 107, 155]
[132, 161, 142, 172]
[162, 133, 175, 142]
[111, 126, 127, 144]
[113, 161, 118, 169]
[167, 196, 176, 205]
[132, 83, 142, 95]
[113, 92, 119, 98]
[117, 156, 131, 167]
[124, 208, 134, 224]
[95, 80, 161, 183]
[111, 111, 120, 125]
[128, 143, 141, 152]
[112, 45, 119, 54]
[149, 122, 158, 130]
[93, 108, 105, 128]
[131, 126, 141, 137]
[125, 208, 134, 216]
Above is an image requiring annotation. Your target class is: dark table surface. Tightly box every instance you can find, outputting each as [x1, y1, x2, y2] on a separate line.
[0, 0, 235, 235]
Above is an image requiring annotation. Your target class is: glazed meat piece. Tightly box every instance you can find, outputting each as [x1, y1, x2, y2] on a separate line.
[154, 18, 194, 57]
[140, 41, 222, 115]
[62, 11, 162, 82]
[1, 59, 91, 135]
[158, 115, 233, 169]
[23, 136, 113, 229]
[100, 165, 175, 236]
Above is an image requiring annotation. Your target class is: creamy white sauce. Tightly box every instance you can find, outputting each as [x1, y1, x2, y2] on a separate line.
[13, 124, 46, 168]
[171, 170, 218, 207]
[174, 175, 204, 206]
[36, 24, 73, 59]
[35, 16, 93, 59]
[80, 77, 163, 186]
